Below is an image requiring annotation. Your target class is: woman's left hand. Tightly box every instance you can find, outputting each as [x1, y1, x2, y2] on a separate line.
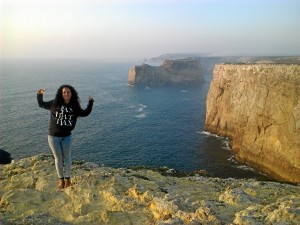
[88, 96, 94, 102]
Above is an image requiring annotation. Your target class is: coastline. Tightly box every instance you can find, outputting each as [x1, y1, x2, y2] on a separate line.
[205, 64, 300, 183]
[1, 154, 299, 225]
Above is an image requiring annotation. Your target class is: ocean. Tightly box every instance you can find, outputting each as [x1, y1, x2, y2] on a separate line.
[0, 58, 268, 179]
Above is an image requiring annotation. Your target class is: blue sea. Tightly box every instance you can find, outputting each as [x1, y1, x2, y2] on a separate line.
[0, 58, 268, 179]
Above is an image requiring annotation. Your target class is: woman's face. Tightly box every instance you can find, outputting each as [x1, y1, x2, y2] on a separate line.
[62, 87, 72, 103]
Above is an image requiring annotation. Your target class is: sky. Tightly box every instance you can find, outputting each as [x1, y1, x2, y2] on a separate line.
[1, 0, 300, 60]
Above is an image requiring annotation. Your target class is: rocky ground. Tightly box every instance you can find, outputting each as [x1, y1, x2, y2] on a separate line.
[0, 154, 299, 225]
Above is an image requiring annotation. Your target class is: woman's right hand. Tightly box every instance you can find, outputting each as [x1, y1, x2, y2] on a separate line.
[37, 89, 46, 94]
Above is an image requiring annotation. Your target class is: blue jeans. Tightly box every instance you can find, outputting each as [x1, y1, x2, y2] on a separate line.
[48, 135, 72, 179]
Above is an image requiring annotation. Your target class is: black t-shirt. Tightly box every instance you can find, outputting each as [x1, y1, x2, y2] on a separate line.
[37, 94, 93, 137]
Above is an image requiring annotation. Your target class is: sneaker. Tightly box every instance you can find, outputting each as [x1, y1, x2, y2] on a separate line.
[57, 178, 65, 189]
[64, 178, 71, 188]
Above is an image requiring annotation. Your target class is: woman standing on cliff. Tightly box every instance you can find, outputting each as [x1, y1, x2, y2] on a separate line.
[37, 85, 94, 189]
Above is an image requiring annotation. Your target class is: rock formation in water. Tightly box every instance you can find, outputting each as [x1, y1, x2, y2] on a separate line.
[128, 59, 204, 86]
[1, 155, 300, 225]
[205, 64, 300, 183]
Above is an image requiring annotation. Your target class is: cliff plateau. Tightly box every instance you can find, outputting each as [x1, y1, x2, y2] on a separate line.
[128, 59, 203, 86]
[1, 155, 300, 225]
[205, 64, 300, 183]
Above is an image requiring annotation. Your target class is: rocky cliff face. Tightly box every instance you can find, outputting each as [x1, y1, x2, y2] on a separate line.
[205, 64, 300, 183]
[128, 59, 203, 86]
[1, 155, 300, 225]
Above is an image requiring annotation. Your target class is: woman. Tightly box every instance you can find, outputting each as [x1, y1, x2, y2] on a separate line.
[37, 85, 94, 189]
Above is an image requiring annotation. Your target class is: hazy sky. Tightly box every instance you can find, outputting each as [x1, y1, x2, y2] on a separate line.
[1, 0, 299, 60]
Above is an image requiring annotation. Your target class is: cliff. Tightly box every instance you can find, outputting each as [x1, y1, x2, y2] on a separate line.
[1, 155, 300, 225]
[128, 59, 204, 86]
[205, 64, 300, 183]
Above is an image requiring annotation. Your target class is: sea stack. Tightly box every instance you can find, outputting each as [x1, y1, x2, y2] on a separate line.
[205, 64, 300, 183]
[128, 59, 204, 86]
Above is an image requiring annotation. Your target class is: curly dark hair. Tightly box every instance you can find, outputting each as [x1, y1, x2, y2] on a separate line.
[51, 85, 81, 112]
